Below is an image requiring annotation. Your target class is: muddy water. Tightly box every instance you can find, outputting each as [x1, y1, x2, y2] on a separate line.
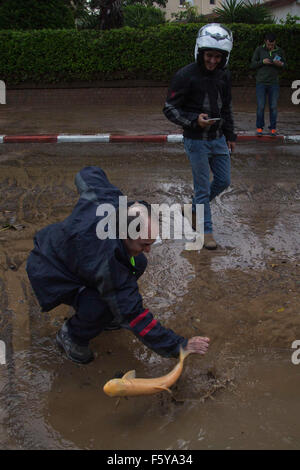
[0, 142, 299, 450]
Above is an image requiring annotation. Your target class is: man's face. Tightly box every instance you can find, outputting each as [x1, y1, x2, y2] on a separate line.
[203, 50, 223, 71]
[124, 214, 159, 257]
[265, 39, 276, 51]
[124, 237, 155, 257]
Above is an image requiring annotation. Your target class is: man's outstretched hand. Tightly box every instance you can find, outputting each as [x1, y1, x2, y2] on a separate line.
[185, 336, 210, 355]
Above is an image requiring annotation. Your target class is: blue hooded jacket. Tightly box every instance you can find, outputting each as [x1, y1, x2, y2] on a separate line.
[26, 166, 187, 358]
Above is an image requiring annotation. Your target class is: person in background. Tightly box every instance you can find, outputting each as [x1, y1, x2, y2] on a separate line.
[251, 32, 286, 137]
[163, 24, 236, 250]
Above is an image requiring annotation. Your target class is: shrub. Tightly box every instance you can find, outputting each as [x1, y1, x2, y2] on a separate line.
[171, 4, 207, 23]
[0, 24, 298, 85]
[123, 5, 165, 28]
[279, 13, 300, 26]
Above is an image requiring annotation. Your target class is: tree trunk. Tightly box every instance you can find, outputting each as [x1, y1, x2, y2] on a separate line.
[99, 0, 123, 30]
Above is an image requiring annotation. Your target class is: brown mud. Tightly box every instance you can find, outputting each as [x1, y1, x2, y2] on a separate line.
[0, 103, 299, 137]
[0, 141, 299, 449]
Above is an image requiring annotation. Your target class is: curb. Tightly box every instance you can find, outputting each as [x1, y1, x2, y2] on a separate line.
[0, 134, 299, 144]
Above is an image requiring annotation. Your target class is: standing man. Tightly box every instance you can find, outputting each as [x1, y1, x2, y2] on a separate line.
[163, 24, 236, 250]
[251, 32, 286, 136]
[26, 166, 210, 364]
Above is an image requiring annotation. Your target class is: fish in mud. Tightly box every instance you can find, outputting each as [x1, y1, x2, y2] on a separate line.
[103, 347, 191, 397]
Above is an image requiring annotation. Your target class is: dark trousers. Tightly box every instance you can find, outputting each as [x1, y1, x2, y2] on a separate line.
[67, 287, 113, 345]
[65, 253, 148, 346]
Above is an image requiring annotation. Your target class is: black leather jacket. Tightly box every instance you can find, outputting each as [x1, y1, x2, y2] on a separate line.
[163, 62, 236, 142]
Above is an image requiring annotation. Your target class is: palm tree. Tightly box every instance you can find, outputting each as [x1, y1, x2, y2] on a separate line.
[239, 1, 274, 24]
[213, 0, 245, 23]
[214, 0, 275, 24]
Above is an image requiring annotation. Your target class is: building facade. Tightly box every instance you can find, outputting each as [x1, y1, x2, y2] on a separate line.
[264, 0, 300, 23]
[164, 0, 300, 22]
[164, 0, 223, 20]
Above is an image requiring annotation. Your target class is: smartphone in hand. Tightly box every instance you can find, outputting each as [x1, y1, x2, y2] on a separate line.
[205, 118, 221, 123]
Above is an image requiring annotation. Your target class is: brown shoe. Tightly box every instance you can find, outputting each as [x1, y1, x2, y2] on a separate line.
[204, 233, 217, 250]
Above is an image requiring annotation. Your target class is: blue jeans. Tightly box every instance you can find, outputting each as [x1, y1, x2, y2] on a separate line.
[256, 83, 279, 130]
[184, 135, 231, 234]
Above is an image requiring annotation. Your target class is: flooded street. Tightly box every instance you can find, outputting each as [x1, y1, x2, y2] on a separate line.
[0, 141, 299, 449]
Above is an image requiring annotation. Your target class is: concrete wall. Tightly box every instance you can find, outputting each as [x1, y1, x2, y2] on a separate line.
[271, 3, 300, 22]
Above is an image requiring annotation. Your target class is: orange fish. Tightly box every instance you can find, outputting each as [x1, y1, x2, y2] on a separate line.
[103, 347, 190, 398]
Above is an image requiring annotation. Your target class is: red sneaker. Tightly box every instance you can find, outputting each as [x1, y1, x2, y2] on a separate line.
[256, 128, 263, 136]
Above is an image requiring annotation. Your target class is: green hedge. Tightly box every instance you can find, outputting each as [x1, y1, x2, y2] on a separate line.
[0, 23, 299, 85]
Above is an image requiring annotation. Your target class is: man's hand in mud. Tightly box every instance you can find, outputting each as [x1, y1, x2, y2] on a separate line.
[186, 336, 210, 355]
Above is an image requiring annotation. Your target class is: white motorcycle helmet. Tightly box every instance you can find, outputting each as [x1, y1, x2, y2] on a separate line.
[194, 23, 233, 69]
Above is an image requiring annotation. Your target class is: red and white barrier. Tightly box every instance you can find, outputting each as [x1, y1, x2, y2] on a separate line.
[0, 133, 299, 144]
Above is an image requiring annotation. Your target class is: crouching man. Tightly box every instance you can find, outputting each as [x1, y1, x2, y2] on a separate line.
[26, 166, 210, 364]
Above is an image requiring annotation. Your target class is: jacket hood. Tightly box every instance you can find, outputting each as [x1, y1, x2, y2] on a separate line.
[75, 166, 124, 208]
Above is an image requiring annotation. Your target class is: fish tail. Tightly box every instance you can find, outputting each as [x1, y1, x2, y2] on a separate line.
[180, 346, 191, 364]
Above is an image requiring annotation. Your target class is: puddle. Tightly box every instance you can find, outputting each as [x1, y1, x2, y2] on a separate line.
[0, 142, 299, 449]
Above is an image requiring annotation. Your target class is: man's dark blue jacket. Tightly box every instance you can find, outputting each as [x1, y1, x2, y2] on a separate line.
[26, 166, 187, 358]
